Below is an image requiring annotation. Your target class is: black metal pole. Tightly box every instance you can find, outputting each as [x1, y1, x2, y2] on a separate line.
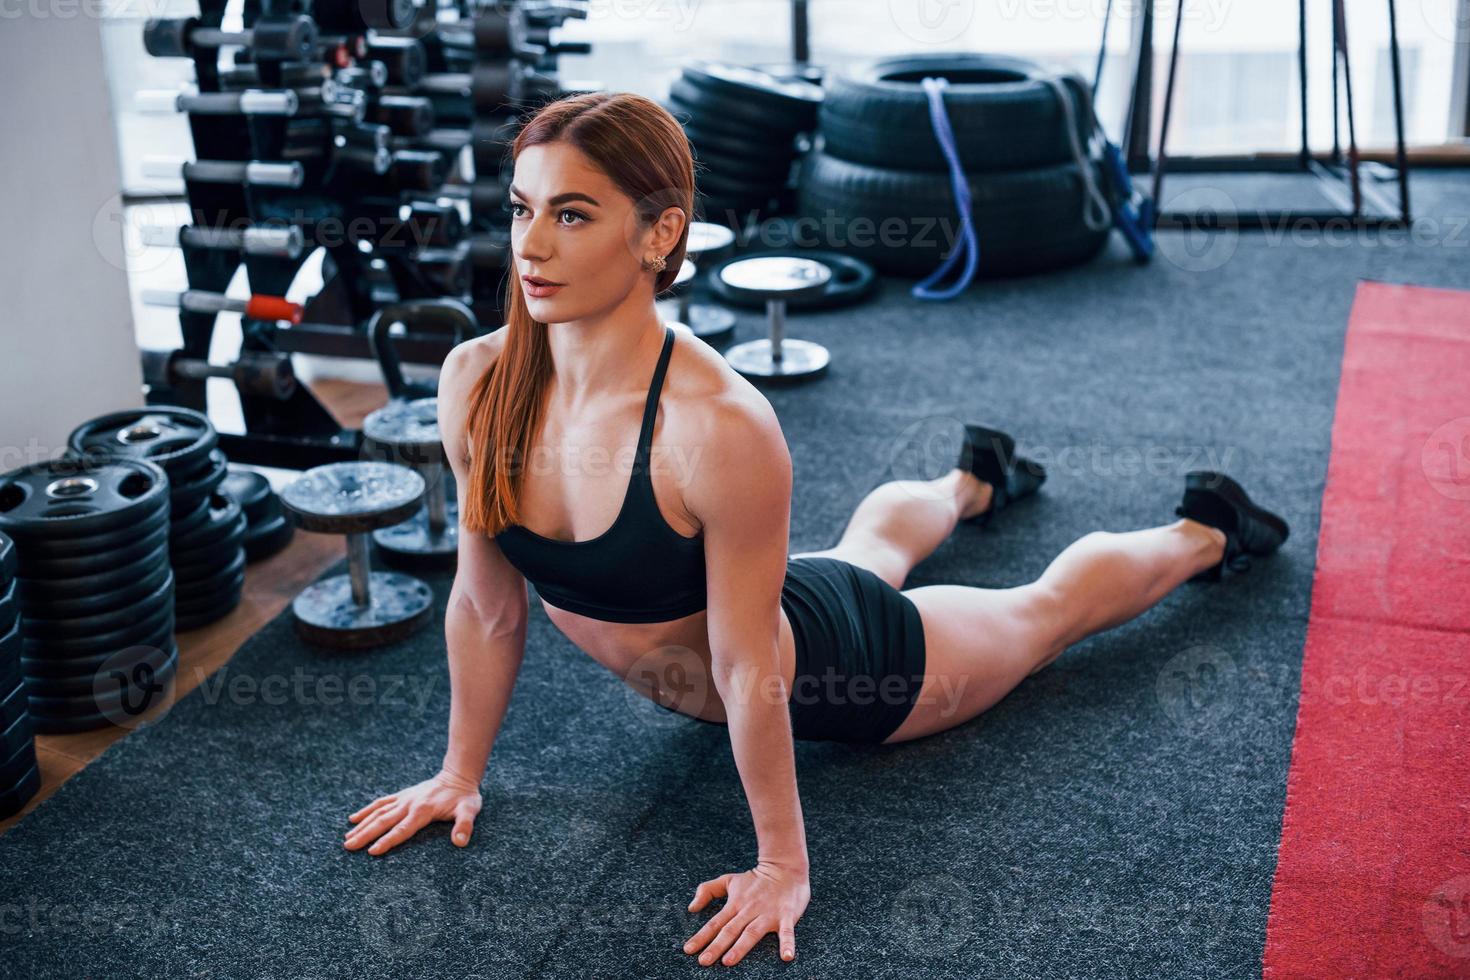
[1298, 0, 1310, 166]
[792, 0, 808, 65]
[1094, 0, 1115, 97]
[1150, 0, 1186, 210]
[1385, 0, 1412, 221]
[1333, 0, 1362, 217]
[1125, 0, 1155, 170]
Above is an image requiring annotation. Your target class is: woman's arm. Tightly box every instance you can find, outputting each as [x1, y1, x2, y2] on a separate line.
[680, 396, 809, 967]
[344, 335, 528, 856]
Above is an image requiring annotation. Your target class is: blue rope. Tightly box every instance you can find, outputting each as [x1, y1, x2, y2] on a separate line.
[910, 77, 980, 302]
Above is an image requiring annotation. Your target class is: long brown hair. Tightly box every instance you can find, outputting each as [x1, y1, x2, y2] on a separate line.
[460, 92, 694, 535]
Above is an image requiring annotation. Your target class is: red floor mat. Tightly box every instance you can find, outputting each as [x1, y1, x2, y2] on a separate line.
[1264, 282, 1470, 976]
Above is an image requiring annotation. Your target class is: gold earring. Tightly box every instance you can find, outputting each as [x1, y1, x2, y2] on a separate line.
[642, 254, 667, 273]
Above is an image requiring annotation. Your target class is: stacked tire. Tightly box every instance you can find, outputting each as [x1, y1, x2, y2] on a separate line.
[0, 530, 40, 818]
[0, 457, 179, 734]
[67, 408, 245, 632]
[222, 467, 294, 563]
[664, 60, 823, 226]
[799, 53, 1116, 277]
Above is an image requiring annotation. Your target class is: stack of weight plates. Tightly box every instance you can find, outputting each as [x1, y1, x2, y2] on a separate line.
[67, 407, 245, 631]
[663, 60, 822, 224]
[0, 529, 40, 819]
[222, 466, 294, 563]
[0, 457, 179, 734]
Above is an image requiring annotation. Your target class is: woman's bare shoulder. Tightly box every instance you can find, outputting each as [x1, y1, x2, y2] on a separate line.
[443, 325, 508, 385]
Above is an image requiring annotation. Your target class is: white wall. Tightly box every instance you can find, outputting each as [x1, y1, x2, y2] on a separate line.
[0, 14, 141, 471]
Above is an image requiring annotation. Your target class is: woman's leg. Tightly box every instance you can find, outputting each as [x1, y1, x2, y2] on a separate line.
[882, 519, 1228, 744]
[790, 469, 993, 589]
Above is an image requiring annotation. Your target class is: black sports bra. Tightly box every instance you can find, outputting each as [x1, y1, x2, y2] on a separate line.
[494, 325, 708, 623]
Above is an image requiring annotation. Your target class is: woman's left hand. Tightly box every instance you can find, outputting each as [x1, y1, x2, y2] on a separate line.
[683, 860, 811, 967]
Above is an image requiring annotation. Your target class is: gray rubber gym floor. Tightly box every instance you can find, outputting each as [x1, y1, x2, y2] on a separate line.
[3, 170, 1467, 978]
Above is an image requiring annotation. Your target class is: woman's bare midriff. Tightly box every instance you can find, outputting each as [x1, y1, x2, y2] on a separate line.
[542, 598, 798, 726]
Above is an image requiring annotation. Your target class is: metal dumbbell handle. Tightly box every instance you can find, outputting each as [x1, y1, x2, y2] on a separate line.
[142, 288, 304, 324]
[142, 157, 304, 188]
[141, 224, 305, 260]
[137, 89, 299, 116]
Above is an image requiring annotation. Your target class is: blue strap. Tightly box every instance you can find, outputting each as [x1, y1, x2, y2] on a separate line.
[910, 77, 980, 302]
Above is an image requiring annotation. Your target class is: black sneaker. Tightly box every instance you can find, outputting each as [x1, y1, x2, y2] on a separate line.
[1174, 471, 1290, 582]
[957, 423, 1047, 528]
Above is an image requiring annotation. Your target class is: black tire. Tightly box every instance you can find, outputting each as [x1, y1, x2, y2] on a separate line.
[670, 77, 811, 136]
[680, 60, 822, 132]
[795, 149, 1114, 278]
[820, 53, 1094, 173]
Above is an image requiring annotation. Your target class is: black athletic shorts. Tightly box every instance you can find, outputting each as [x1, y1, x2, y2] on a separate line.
[779, 556, 927, 744]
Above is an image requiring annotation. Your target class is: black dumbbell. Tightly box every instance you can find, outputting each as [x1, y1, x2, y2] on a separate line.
[365, 94, 435, 137]
[142, 157, 304, 188]
[141, 349, 298, 401]
[141, 223, 305, 260]
[365, 36, 426, 87]
[136, 88, 299, 117]
[143, 15, 316, 61]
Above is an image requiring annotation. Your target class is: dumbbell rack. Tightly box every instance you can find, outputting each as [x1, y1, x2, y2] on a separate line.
[140, 0, 592, 470]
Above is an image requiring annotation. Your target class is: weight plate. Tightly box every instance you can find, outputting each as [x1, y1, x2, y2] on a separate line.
[21, 571, 175, 643]
[0, 530, 14, 582]
[221, 467, 275, 525]
[0, 677, 27, 734]
[169, 448, 228, 508]
[66, 407, 217, 478]
[172, 515, 248, 576]
[0, 578, 14, 635]
[243, 512, 294, 563]
[11, 495, 169, 561]
[21, 597, 174, 659]
[681, 60, 823, 129]
[280, 462, 426, 535]
[176, 586, 244, 632]
[169, 493, 215, 539]
[21, 620, 174, 679]
[13, 558, 172, 622]
[16, 519, 171, 581]
[15, 538, 170, 601]
[0, 710, 33, 761]
[362, 398, 443, 459]
[170, 490, 243, 555]
[0, 762, 39, 820]
[0, 457, 169, 541]
[24, 642, 175, 699]
[291, 570, 433, 649]
[709, 249, 878, 311]
[27, 649, 178, 733]
[174, 549, 246, 605]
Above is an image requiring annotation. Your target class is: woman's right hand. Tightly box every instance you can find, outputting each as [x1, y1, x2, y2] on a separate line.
[344, 769, 483, 856]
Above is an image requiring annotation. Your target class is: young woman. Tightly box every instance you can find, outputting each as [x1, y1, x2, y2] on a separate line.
[343, 92, 1290, 968]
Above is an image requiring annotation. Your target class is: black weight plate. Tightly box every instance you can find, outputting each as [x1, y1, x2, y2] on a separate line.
[0, 677, 27, 734]
[176, 586, 243, 632]
[24, 642, 174, 699]
[67, 407, 217, 478]
[169, 492, 214, 540]
[0, 530, 14, 582]
[172, 515, 248, 577]
[174, 549, 246, 607]
[15, 537, 170, 601]
[12, 494, 169, 562]
[681, 60, 823, 129]
[169, 448, 229, 509]
[21, 571, 175, 643]
[670, 77, 810, 136]
[684, 118, 797, 166]
[171, 490, 243, 554]
[0, 578, 14, 635]
[0, 710, 33, 762]
[0, 457, 169, 541]
[0, 762, 39, 820]
[21, 597, 174, 659]
[221, 467, 275, 524]
[708, 249, 879, 311]
[243, 512, 294, 563]
[15, 558, 171, 622]
[27, 649, 178, 733]
[16, 519, 171, 581]
[694, 144, 795, 184]
[21, 617, 174, 679]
